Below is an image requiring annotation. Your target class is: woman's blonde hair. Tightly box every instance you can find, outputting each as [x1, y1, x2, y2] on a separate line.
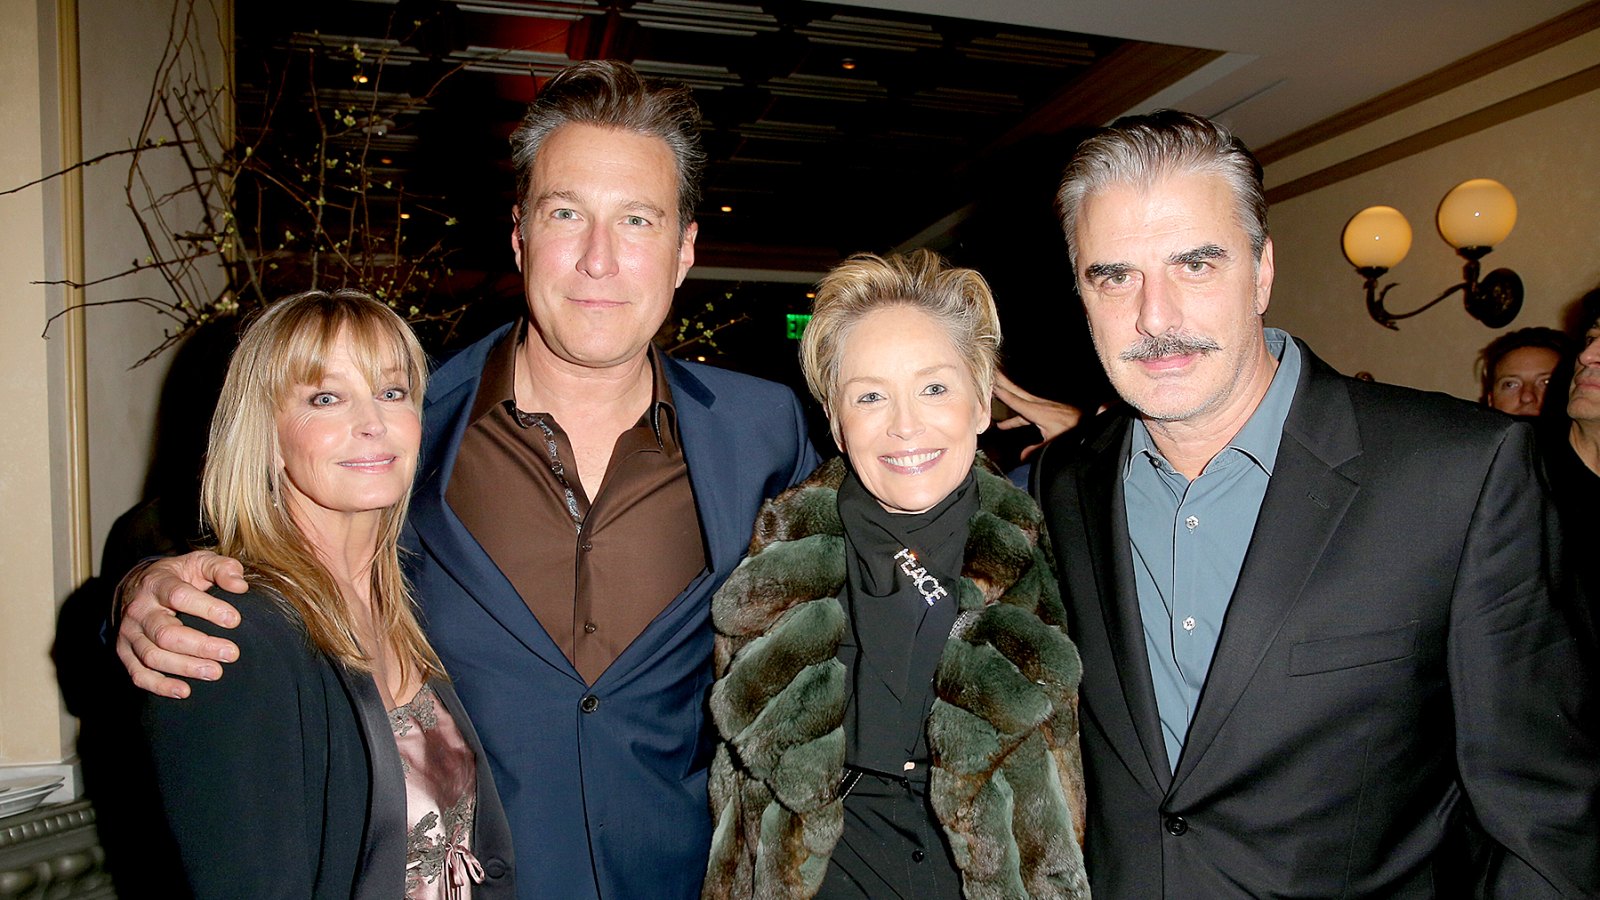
[201, 289, 444, 680]
[800, 250, 1002, 435]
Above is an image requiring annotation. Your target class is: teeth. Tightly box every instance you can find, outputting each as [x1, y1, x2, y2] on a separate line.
[885, 450, 941, 467]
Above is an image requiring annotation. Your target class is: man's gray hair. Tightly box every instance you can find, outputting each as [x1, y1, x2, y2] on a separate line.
[510, 60, 706, 238]
[1056, 110, 1268, 274]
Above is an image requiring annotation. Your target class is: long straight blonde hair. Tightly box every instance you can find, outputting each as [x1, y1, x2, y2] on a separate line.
[201, 289, 445, 681]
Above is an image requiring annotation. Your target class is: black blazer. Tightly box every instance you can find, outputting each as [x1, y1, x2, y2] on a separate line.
[1035, 341, 1600, 898]
[142, 588, 515, 899]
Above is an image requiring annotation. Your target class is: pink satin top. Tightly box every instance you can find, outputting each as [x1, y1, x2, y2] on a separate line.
[389, 682, 483, 900]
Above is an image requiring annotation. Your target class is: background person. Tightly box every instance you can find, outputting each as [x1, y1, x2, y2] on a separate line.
[703, 251, 1088, 900]
[1477, 326, 1571, 416]
[141, 290, 513, 899]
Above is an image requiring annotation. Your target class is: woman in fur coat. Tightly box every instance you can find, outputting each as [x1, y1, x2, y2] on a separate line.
[704, 251, 1089, 899]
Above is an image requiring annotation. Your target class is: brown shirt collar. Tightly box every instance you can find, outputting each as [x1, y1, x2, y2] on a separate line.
[468, 318, 679, 446]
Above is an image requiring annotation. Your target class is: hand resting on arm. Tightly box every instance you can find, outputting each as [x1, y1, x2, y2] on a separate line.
[115, 550, 249, 698]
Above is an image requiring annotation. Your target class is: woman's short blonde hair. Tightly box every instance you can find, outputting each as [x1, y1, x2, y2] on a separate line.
[202, 289, 443, 679]
[800, 250, 1002, 421]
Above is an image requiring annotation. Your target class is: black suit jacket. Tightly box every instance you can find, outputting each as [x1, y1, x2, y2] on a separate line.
[142, 588, 515, 899]
[1035, 341, 1600, 898]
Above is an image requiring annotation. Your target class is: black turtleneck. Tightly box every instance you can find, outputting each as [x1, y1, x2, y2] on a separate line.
[836, 468, 977, 775]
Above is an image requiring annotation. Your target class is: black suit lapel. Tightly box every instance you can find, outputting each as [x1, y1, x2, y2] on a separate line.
[332, 664, 409, 900]
[1088, 431, 1175, 793]
[1171, 349, 1362, 792]
[1043, 416, 1171, 796]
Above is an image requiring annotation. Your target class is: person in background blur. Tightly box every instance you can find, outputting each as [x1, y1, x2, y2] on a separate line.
[1478, 326, 1571, 417]
[1539, 304, 1600, 644]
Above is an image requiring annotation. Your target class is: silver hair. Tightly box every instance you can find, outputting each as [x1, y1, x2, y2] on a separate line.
[1056, 109, 1268, 276]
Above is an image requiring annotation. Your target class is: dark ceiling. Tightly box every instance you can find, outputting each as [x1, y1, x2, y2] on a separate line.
[234, 0, 1218, 275]
[228, 0, 1218, 432]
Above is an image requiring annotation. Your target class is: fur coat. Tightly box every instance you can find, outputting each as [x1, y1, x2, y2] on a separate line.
[703, 457, 1089, 899]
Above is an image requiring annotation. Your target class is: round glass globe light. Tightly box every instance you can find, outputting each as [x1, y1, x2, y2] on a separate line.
[1342, 205, 1413, 269]
[1436, 178, 1516, 249]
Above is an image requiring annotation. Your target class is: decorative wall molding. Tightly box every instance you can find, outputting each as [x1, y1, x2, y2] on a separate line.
[1257, 0, 1600, 165]
[0, 801, 112, 899]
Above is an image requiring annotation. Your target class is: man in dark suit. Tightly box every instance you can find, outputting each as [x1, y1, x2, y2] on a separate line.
[1034, 110, 1599, 897]
[116, 62, 818, 899]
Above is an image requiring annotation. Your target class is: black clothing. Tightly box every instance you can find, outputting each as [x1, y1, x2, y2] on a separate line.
[817, 471, 976, 900]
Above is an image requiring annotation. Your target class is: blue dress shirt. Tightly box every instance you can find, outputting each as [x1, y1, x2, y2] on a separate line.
[1123, 328, 1300, 771]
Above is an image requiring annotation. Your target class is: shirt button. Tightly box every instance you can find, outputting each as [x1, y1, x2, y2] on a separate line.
[911, 849, 925, 862]
[1185, 515, 1199, 530]
[580, 695, 599, 714]
[1165, 815, 1188, 836]
[583, 621, 597, 634]
[1182, 616, 1196, 632]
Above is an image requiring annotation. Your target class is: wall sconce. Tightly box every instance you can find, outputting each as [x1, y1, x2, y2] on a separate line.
[1341, 178, 1523, 330]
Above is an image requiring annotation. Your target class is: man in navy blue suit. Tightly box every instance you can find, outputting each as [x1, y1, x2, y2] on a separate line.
[118, 61, 819, 899]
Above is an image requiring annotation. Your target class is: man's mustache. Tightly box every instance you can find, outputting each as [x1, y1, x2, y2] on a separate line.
[1120, 332, 1222, 362]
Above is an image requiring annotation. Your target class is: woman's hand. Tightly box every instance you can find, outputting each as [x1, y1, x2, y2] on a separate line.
[115, 551, 249, 698]
[993, 373, 1082, 460]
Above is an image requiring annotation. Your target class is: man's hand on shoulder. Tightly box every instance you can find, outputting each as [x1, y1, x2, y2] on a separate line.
[115, 550, 249, 699]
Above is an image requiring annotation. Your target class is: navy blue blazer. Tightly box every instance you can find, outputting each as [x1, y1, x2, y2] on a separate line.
[143, 588, 516, 899]
[406, 322, 820, 900]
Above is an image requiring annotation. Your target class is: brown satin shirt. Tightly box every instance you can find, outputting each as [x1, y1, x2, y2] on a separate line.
[446, 323, 708, 685]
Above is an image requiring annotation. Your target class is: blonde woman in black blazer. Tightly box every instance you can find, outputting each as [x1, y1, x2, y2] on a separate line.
[141, 291, 514, 899]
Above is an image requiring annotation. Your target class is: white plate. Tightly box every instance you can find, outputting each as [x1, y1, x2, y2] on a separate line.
[0, 777, 65, 819]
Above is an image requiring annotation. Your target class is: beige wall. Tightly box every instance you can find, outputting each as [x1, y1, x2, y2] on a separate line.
[0, 0, 226, 790]
[0, 0, 73, 769]
[1264, 29, 1600, 401]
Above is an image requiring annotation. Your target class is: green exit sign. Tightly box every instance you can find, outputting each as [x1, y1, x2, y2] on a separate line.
[786, 313, 812, 340]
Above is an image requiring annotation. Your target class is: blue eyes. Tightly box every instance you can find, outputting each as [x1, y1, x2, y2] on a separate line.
[855, 384, 949, 404]
[549, 209, 651, 226]
[307, 387, 408, 407]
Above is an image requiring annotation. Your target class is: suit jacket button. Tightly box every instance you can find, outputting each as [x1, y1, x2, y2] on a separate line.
[1165, 815, 1188, 836]
[580, 695, 600, 713]
[583, 621, 597, 634]
[484, 858, 506, 878]
[911, 849, 925, 862]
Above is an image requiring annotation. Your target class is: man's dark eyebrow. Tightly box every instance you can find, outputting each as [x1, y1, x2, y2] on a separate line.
[1169, 244, 1228, 265]
[1083, 262, 1131, 280]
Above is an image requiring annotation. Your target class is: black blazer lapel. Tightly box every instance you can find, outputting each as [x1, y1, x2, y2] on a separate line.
[1090, 425, 1174, 793]
[1171, 348, 1362, 792]
[1045, 415, 1171, 796]
[332, 664, 409, 900]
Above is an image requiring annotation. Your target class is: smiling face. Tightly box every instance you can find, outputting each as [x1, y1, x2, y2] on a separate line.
[1488, 345, 1561, 416]
[832, 306, 990, 515]
[1075, 170, 1276, 433]
[273, 330, 421, 538]
[512, 123, 697, 373]
[1569, 321, 1600, 427]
